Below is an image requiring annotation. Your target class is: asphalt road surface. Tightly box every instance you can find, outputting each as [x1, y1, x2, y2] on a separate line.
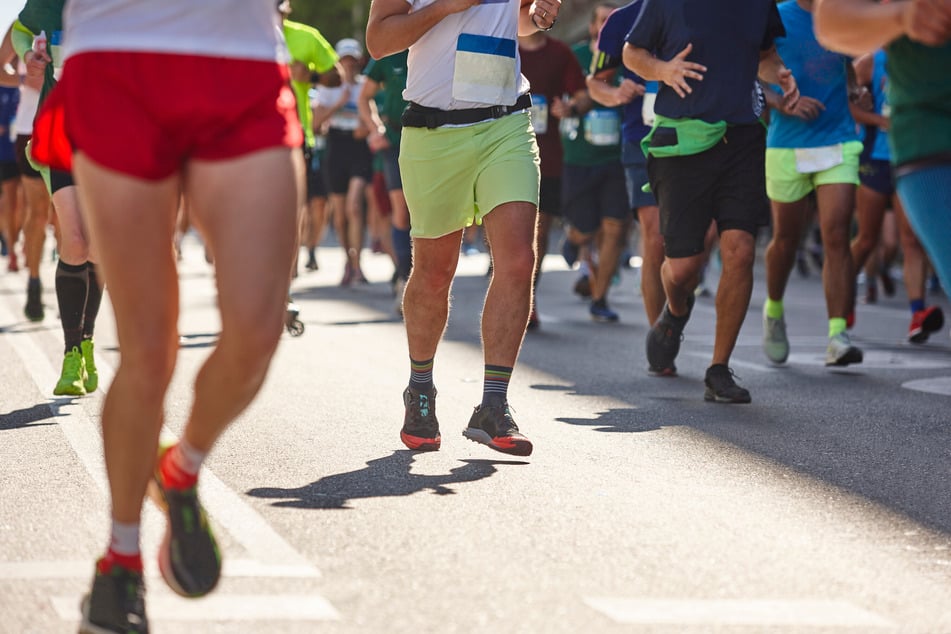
[1, 232, 950, 633]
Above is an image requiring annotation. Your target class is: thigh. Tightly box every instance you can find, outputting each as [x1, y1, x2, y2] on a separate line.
[482, 200, 537, 269]
[715, 125, 770, 236]
[72, 154, 181, 346]
[647, 153, 715, 258]
[187, 147, 302, 330]
[561, 165, 599, 235]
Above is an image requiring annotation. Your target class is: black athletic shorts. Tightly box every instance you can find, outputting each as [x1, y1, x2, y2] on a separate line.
[324, 128, 372, 195]
[859, 158, 895, 197]
[15, 135, 42, 179]
[0, 160, 19, 181]
[538, 175, 562, 216]
[561, 162, 629, 234]
[646, 122, 769, 258]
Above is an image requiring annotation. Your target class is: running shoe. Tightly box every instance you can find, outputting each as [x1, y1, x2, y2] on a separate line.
[24, 278, 44, 322]
[762, 305, 789, 364]
[79, 559, 149, 634]
[401, 387, 441, 451]
[54, 347, 87, 396]
[463, 403, 533, 457]
[81, 339, 99, 393]
[825, 331, 863, 366]
[561, 238, 579, 267]
[573, 275, 591, 299]
[305, 257, 319, 272]
[908, 305, 944, 344]
[148, 444, 221, 597]
[645, 297, 693, 375]
[589, 299, 619, 323]
[647, 363, 677, 377]
[704, 364, 751, 403]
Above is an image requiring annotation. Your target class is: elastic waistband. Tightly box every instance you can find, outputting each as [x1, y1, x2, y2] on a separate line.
[402, 94, 532, 129]
[895, 152, 951, 179]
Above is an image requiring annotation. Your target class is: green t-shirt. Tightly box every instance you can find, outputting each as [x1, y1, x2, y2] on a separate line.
[562, 41, 622, 167]
[16, 0, 65, 103]
[283, 19, 338, 148]
[363, 50, 409, 148]
[886, 37, 951, 167]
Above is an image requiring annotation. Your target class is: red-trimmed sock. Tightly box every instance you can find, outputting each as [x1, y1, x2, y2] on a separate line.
[99, 521, 143, 573]
[158, 440, 206, 490]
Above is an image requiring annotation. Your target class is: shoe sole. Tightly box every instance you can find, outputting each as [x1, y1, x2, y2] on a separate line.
[825, 348, 864, 366]
[590, 315, 619, 323]
[53, 385, 86, 396]
[400, 430, 441, 451]
[462, 428, 533, 457]
[647, 365, 677, 377]
[703, 388, 752, 404]
[147, 478, 220, 598]
[763, 345, 789, 364]
[79, 594, 119, 634]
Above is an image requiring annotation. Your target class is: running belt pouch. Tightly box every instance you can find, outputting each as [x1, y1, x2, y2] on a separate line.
[639, 115, 727, 159]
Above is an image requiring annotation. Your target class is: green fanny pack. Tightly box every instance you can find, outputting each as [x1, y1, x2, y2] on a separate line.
[639, 115, 728, 159]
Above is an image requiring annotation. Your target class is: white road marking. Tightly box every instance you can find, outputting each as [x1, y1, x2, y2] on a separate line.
[682, 350, 776, 374]
[51, 594, 339, 621]
[903, 376, 951, 397]
[0, 559, 320, 580]
[584, 597, 894, 628]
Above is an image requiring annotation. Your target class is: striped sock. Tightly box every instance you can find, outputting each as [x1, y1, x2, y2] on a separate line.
[409, 357, 434, 392]
[482, 364, 512, 407]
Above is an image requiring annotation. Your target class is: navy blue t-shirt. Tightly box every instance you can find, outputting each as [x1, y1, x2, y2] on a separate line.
[626, 0, 785, 124]
[593, 0, 650, 144]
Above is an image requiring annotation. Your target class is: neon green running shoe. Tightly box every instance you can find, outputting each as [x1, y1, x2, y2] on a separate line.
[54, 347, 87, 396]
[81, 339, 99, 393]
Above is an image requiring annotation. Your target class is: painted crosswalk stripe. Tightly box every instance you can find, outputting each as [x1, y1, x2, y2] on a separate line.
[51, 594, 339, 622]
[0, 559, 320, 580]
[584, 597, 893, 628]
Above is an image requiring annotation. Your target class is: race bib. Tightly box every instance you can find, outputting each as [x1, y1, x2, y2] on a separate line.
[584, 109, 620, 146]
[452, 34, 517, 105]
[529, 94, 548, 135]
[794, 144, 844, 174]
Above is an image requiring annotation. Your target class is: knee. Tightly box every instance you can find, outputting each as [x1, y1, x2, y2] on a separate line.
[722, 241, 756, 271]
[494, 245, 536, 283]
[820, 225, 850, 253]
[123, 338, 178, 402]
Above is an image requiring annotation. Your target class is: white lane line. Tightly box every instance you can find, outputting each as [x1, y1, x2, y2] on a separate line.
[51, 594, 339, 621]
[585, 597, 894, 628]
[0, 559, 320, 581]
[681, 350, 776, 374]
[0, 288, 320, 577]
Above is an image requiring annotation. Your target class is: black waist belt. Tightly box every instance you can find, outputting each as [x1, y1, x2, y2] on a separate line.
[401, 93, 532, 129]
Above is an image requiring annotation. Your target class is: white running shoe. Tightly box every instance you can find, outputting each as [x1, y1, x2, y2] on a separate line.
[825, 331, 863, 366]
[762, 305, 790, 364]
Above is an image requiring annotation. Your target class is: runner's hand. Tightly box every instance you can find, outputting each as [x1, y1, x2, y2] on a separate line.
[289, 61, 311, 83]
[902, 0, 951, 46]
[24, 49, 50, 79]
[776, 68, 800, 111]
[660, 43, 706, 99]
[784, 95, 824, 121]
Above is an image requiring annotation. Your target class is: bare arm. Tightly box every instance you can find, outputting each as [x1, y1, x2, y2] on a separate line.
[758, 45, 799, 110]
[587, 69, 645, 107]
[357, 76, 391, 152]
[623, 43, 706, 99]
[814, 0, 951, 55]
[366, 0, 478, 60]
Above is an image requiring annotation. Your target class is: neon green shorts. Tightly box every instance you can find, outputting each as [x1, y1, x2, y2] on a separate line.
[765, 140, 863, 203]
[399, 112, 540, 238]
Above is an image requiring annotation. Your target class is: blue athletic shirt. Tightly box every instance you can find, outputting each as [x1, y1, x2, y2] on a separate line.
[626, 0, 785, 125]
[593, 0, 649, 144]
[870, 49, 890, 161]
[766, 1, 858, 149]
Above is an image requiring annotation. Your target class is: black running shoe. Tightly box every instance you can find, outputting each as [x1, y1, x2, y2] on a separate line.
[401, 387, 441, 451]
[645, 297, 693, 375]
[463, 403, 533, 457]
[25, 278, 44, 322]
[148, 450, 221, 597]
[703, 364, 751, 404]
[80, 560, 149, 634]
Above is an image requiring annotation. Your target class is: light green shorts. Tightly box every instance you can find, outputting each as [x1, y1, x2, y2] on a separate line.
[399, 111, 540, 238]
[765, 140, 863, 203]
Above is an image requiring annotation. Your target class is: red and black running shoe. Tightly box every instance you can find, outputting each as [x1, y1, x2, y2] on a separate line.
[401, 387, 441, 451]
[463, 403, 533, 457]
[80, 559, 149, 633]
[909, 306, 944, 343]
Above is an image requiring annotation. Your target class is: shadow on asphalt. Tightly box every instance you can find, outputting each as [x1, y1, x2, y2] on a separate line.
[294, 266, 951, 536]
[246, 450, 526, 510]
[1, 401, 70, 431]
